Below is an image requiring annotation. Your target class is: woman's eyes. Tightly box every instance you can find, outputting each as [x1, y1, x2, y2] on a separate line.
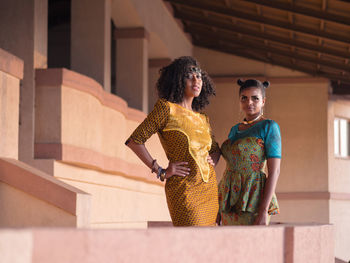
[240, 96, 260, 101]
[185, 73, 202, 80]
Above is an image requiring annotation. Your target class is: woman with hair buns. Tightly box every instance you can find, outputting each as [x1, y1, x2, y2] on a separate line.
[217, 79, 281, 226]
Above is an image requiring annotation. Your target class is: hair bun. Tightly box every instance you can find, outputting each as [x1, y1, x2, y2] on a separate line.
[263, 81, 270, 88]
[237, 79, 245, 86]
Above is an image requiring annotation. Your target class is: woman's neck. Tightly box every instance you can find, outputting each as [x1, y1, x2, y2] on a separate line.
[244, 113, 262, 123]
[179, 97, 194, 111]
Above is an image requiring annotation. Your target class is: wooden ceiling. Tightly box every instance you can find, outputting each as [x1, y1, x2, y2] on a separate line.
[164, 0, 350, 94]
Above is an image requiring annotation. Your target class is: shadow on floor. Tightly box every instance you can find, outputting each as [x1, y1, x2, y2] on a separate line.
[335, 257, 349, 263]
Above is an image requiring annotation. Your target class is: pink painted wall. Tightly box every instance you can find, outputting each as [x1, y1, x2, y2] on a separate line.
[0, 223, 334, 263]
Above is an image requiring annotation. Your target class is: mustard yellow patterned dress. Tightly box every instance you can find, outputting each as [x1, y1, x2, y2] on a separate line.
[128, 99, 219, 226]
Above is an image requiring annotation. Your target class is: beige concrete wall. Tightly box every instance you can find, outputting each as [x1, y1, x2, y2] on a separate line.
[0, 158, 91, 228]
[71, 0, 111, 92]
[116, 34, 148, 112]
[35, 68, 168, 168]
[327, 99, 350, 261]
[272, 199, 329, 223]
[0, 182, 76, 227]
[0, 224, 333, 263]
[266, 81, 329, 192]
[112, 0, 192, 59]
[328, 100, 350, 193]
[194, 46, 308, 77]
[330, 199, 350, 261]
[34, 68, 170, 228]
[0, 72, 20, 159]
[54, 162, 170, 228]
[0, 0, 48, 163]
[0, 48, 23, 159]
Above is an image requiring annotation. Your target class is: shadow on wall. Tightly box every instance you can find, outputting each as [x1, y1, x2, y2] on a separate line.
[335, 258, 350, 263]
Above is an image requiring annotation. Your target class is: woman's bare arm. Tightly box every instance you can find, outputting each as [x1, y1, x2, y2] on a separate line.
[255, 158, 281, 225]
[126, 139, 190, 178]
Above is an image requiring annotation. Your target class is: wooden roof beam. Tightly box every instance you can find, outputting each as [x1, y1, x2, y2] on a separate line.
[193, 38, 350, 84]
[331, 80, 350, 94]
[166, 0, 350, 44]
[244, 0, 350, 26]
[188, 27, 350, 73]
[174, 11, 350, 59]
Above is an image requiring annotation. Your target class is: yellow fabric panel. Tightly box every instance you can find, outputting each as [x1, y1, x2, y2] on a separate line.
[164, 102, 212, 182]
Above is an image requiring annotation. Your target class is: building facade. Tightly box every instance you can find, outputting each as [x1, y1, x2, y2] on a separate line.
[0, 0, 348, 261]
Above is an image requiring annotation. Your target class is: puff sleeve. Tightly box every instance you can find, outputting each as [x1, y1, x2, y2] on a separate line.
[264, 120, 282, 159]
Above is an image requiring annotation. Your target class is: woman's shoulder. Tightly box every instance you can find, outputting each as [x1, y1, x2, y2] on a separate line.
[260, 119, 280, 128]
[227, 123, 239, 140]
[264, 119, 280, 130]
[152, 98, 170, 112]
[155, 98, 168, 106]
[259, 119, 281, 140]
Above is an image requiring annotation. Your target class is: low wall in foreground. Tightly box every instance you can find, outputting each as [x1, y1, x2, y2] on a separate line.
[0, 224, 334, 263]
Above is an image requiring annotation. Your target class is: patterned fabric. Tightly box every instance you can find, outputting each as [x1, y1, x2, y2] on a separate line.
[128, 99, 220, 226]
[218, 120, 281, 226]
[221, 211, 265, 225]
[164, 103, 212, 182]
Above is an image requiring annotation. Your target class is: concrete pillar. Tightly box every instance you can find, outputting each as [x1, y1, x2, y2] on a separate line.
[71, 0, 111, 93]
[148, 58, 171, 112]
[115, 28, 149, 112]
[0, 0, 48, 162]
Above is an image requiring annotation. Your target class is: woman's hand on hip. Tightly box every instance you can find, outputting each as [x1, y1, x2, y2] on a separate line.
[165, 162, 190, 179]
[207, 155, 215, 166]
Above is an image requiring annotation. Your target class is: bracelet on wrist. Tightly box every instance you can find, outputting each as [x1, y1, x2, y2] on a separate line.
[151, 159, 157, 173]
[156, 167, 163, 180]
[160, 168, 167, 182]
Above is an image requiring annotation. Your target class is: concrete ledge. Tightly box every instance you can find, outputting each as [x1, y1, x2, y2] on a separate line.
[34, 143, 162, 185]
[277, 191, 350, 201]
[34, 68, 165, 185]
[0, 158, 90, 218]
[0, 224, 334, 263]
[0, 48, 24, 79]
[35, 68, 146, 122]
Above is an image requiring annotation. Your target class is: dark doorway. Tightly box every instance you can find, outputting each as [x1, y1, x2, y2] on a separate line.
[48, 0, 71, 69]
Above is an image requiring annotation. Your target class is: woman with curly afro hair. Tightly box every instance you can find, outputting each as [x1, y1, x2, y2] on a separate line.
[126, 56, 220, 226]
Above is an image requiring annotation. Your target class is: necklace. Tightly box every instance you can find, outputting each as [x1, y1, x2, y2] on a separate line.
[242, 114, 262, 125]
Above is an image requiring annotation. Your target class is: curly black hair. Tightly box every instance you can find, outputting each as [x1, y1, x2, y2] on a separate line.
[156, 56, 215, 111]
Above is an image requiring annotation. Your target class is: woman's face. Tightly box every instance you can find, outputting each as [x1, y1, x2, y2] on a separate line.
[184, 66, 203, 98]
[239, 87, 265, 118]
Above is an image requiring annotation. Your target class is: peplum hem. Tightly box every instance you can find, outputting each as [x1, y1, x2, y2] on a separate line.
[220, 170, 279, 215]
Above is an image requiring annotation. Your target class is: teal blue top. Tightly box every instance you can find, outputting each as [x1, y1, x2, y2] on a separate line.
[228, 119, 282, 159]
